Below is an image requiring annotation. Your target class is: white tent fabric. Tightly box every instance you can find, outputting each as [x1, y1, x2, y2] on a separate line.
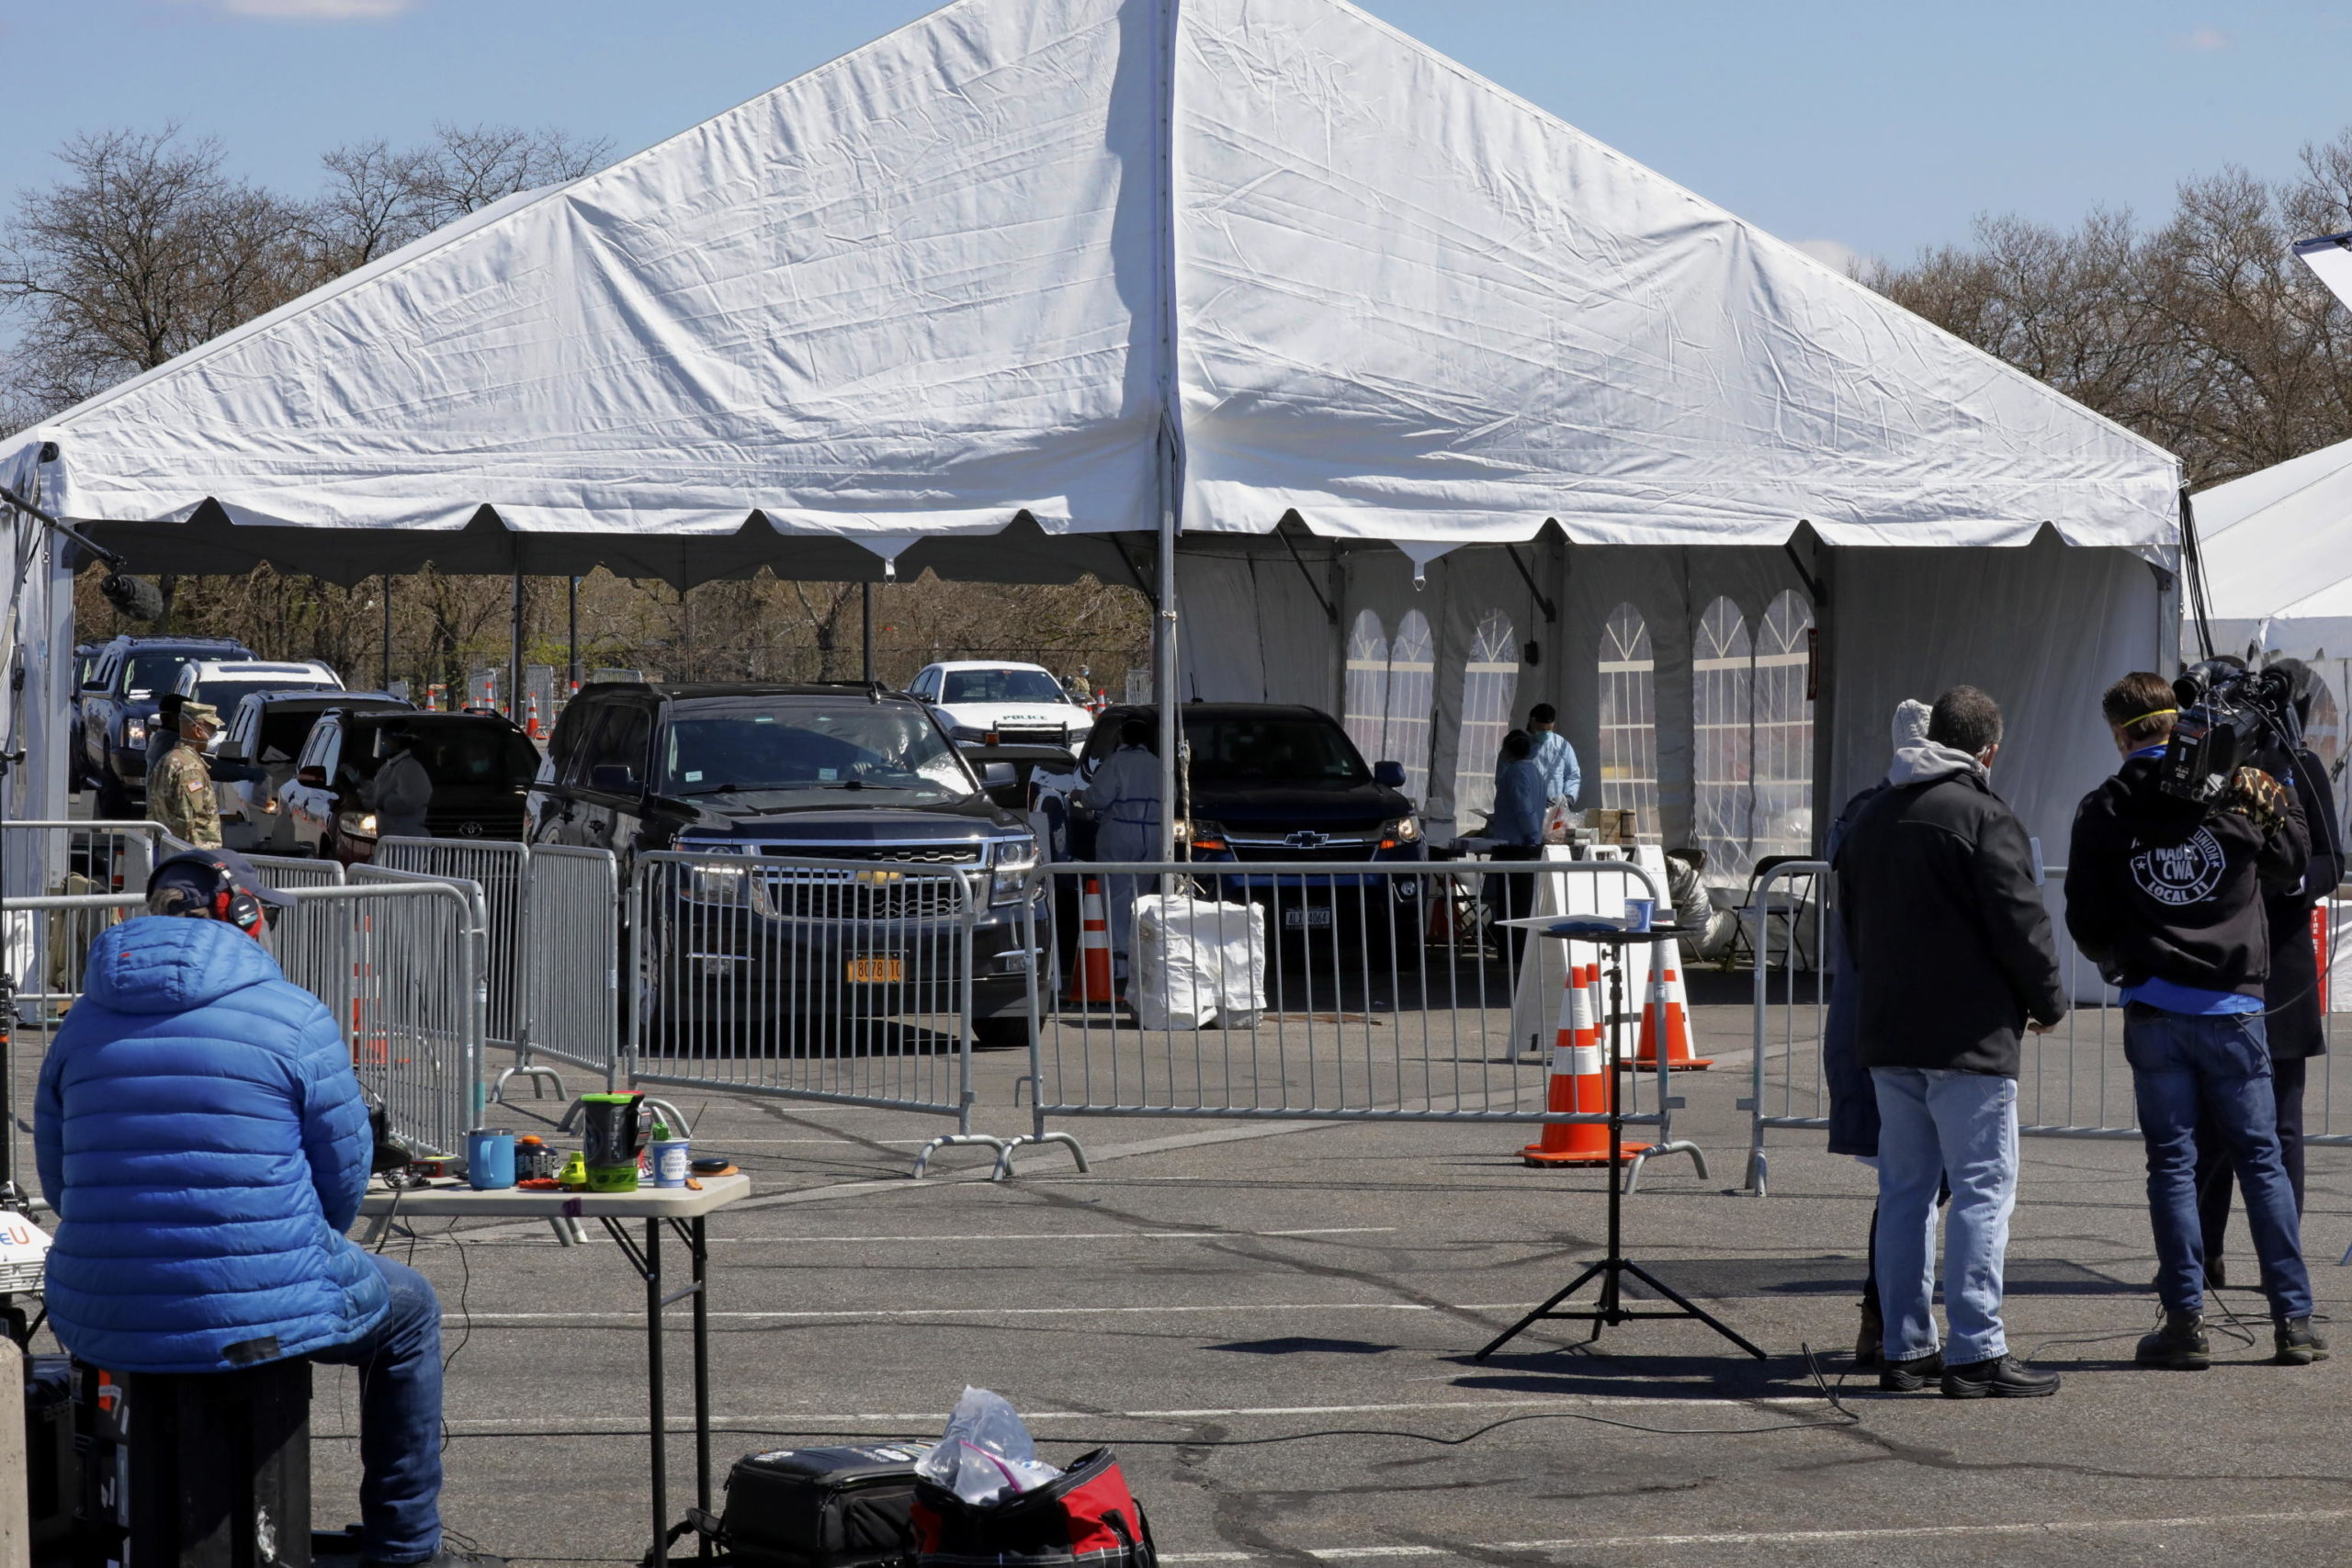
[0, 0, 2177, 558]
[2193, 437, 2352, 658]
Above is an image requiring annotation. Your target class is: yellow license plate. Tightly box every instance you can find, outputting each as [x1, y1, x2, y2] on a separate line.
[845, 956, 903, 984]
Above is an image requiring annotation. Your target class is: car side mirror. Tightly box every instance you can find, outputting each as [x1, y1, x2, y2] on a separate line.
[589, 762, 639, 793]
[981, 761, 1017, 788]
[1373, 760, 1408, 789]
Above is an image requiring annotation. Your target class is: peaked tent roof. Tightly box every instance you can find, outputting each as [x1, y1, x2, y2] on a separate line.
[2, 0, 2178, 581]
[2191, 436, 2352, 655]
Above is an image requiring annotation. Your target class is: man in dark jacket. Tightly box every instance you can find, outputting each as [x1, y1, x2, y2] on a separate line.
[2197, 658, 2343, 1280]
[2065, 671, 2324, 1371]
[1838, 686, 2065, 1399]
[35, 849, 494, 1568]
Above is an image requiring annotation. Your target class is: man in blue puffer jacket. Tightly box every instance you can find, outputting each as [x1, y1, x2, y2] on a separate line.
[35, 849, 491, 1568]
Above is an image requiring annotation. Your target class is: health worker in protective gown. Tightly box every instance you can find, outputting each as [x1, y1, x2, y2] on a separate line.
[1080, 719, 1165, 977]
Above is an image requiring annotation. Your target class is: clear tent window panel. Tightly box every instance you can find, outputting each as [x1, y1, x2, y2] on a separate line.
[1692, 597, 1754, 886]
[1343, 609, 1390, 766]
[1751, 590, 1815, 867]
[1385, 609, 1436, 806]
[1597, 602, 1658, 835]
[1453, 611, 1519, 827]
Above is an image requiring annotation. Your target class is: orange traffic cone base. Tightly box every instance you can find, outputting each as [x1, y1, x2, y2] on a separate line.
[1520, 1138, 1650, 1168]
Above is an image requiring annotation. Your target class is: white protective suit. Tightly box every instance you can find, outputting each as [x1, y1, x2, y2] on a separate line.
[1080, 743, 1165, 969]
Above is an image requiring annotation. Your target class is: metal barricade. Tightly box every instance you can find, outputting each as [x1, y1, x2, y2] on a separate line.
[627, 850, 1033, 1176]
[374, 839, 617, 1102]
[1020, 859, 1703, 1187]
[1736, 857, 2340, 1194]
[1, 820, 165, 900]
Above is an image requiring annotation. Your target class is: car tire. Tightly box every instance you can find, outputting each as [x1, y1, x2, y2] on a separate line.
[93, 772, 134, 823]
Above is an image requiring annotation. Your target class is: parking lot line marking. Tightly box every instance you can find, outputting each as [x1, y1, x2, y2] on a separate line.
[329, 1393, 1832, 1438]
[1155, 1510, 2352, 1560]
[713, 1227, 1398, 1244]
[453, 1300, 1530, 1323]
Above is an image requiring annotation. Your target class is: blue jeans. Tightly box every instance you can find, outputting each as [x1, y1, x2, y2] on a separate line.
[2123, 1009, 2312, 1320]
[311, 1254, 443, 1563]
[1871, 1067, 2017, 1365]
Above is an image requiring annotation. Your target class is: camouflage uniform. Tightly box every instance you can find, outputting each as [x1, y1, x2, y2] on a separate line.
[152, 705, 224, 848]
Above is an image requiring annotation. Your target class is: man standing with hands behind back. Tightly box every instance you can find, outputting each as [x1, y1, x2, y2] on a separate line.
[1837, 685, 2066, 1399]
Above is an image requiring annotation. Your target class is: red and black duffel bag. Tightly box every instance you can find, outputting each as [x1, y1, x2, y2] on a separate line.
[911, 1449, 1155, 1568]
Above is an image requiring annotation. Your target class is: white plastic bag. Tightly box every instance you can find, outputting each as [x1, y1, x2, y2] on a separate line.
[1128, 894, 1264, 1031]
[915, 1386, 1062, 1506]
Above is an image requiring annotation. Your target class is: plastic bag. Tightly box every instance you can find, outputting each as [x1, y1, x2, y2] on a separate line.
[1127, 895, 1264, 1031]
[914, 1387, 1063, 1507]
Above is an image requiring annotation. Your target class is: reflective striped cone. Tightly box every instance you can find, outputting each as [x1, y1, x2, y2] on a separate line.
[1062, 875, 1118, 1004]
[525, 690, 545, 739]
[1523, 960, 1647, 1167]
[1632, 942, 1713, 1070]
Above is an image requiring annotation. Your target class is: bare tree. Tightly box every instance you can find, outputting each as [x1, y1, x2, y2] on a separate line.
[309, 122, 611, 272]
[0, 126, 308, 412]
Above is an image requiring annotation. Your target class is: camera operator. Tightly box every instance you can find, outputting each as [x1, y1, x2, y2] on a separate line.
[2198, 657, 2342, 1289]
[2064, 671, 2324, 1369]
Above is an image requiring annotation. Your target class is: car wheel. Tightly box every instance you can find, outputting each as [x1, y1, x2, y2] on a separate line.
[93, 773, 134, 823]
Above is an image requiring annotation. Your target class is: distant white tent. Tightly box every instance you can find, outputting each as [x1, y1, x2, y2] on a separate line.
[1, 0, 2182, 862]
[2194, 437, 2352, 659]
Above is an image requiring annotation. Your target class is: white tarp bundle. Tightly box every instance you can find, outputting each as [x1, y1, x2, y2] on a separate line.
[0, 0, 2177, 558]
[2193, 438, 2352, 659]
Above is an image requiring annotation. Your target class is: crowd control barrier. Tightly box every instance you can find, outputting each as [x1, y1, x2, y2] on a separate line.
[374, 839, 618, 1100]
[2, 874, 487, 1200]
[1741, 858, 2352, 1195]
[1017, 859, 1704, 1188]
[625, 850, 1066, 1178]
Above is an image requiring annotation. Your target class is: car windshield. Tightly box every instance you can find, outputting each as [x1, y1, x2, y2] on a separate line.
[124, 652, 202, 697]
[1181, 716, 1371, 785]
[194, 672, 332, 706]
[659, 706, 974, 799]
[943, 669, 1066, 705]
[344, 720, 537, 787]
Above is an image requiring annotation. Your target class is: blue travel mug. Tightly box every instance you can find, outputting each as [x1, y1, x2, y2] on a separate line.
[467, 1127, 517, 1190]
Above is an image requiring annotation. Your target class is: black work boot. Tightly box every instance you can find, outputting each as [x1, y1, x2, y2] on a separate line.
[1854, 1303, 1883, 1371]
[2276, 1317, 2331, 1366]
[2136, 1310, 2211, 1371]
[1877, 1350, 1942, 1392]
[1940, 1354, 2061, 1398]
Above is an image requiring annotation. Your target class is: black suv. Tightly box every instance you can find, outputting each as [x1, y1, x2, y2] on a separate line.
[527, 682, 1046, 1044]
[78, 635, 256, 814]
[1070, 703, 1427, 932]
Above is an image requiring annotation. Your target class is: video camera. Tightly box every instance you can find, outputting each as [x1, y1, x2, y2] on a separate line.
[2156, 659, 2302, 806]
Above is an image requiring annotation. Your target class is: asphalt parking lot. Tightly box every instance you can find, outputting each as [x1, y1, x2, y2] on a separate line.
[259, 985, 2352, 1568]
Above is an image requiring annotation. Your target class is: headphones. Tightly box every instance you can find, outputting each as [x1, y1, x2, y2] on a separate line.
[147, 857, 266, 937]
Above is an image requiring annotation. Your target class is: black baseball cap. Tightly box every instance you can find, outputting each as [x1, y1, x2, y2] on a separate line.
[148, 848, 297, 910]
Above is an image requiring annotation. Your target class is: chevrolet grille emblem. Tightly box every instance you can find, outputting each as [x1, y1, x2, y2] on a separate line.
[854, 868, 904, 886]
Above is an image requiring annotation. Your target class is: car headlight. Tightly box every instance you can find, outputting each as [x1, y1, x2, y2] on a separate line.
[123, 720, 146, 746]
[991, 836, 1039, 906]
[1380, 816, 1422, 849]
[679, 846, 749, 905]
[336, 809, 380, 838]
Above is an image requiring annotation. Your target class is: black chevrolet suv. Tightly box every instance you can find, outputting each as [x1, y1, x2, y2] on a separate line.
[528, 682, 1046, 1044]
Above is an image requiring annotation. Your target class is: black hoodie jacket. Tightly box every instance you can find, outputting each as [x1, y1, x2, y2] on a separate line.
[1836, 743, 2065, 1077]
[2064, 755, 2309, 998]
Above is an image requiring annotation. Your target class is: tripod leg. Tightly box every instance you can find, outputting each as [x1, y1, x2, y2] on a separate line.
[1617, 1259, 1769, 1359]
[1472, 1260, 1607, 1361]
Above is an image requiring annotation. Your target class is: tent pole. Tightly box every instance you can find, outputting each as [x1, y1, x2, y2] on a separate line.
[380, 573, 392, 692]
[510, 567, 524, 718]
[863, 581, 876, 684]
[568, 574, 580, 694]
[1153, 0, 1182, 863]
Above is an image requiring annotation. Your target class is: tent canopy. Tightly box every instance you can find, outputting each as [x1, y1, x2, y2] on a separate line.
[0, 0, 2177, 581]
[2193, 437, 2352, 658]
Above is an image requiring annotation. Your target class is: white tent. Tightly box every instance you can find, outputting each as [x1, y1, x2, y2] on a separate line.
[2194, 437, 2352, 660]
[1, 0, 2182, 868]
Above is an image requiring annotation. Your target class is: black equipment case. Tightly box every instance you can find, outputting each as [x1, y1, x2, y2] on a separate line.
[720, 1444, 931, 1568]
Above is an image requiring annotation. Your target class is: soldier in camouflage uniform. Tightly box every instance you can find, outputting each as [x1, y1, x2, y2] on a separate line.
[152, 701, 224, 848]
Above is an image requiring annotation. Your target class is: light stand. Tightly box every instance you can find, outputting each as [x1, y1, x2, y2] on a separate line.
[1476, 921, 1764, 1361]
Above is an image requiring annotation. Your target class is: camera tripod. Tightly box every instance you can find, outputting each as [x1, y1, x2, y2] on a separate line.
[1476, 922, 1765, 1361]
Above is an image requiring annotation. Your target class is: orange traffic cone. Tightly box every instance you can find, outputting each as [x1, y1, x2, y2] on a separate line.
[1632, 942, 1713, 1070]
[525, 690, 544, 739]
[1522, 961, 1648, 1167]
[1062, 876, 1117, 1005]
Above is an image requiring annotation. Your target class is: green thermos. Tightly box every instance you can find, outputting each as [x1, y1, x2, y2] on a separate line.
[565, 1091, 649, 1192]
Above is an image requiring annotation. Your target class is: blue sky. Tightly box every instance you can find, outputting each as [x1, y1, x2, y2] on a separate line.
[3, 0, 2347, 269]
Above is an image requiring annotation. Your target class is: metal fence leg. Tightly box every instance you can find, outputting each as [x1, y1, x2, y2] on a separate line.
[492, 1063, 568, 1104]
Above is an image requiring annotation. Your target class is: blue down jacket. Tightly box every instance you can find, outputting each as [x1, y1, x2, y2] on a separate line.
[34, 916, 388, 1372]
